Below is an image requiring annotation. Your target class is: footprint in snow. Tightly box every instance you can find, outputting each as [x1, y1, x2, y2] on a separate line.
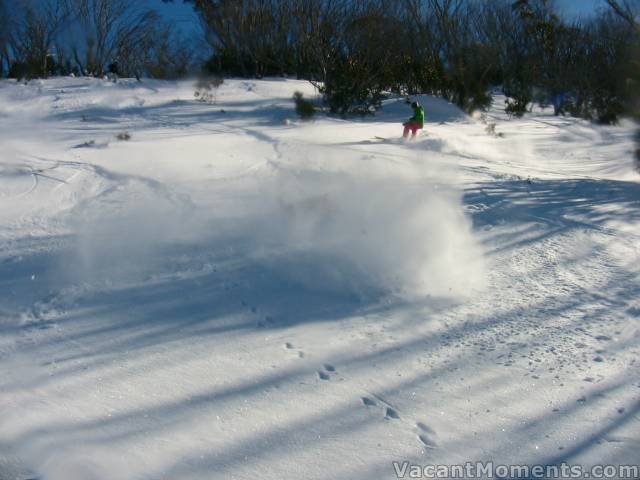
[595, 335, 612, 341]
[360, 393, 402, 423]
[417, 422, 438, 448]
[317, 364, 337, 380]
[362, 397, 377, 407]
[385, 407, 400, 420]
[416, 422, 436, 436]
[284, 342, 304, 358]
[418, 435, 438, 449]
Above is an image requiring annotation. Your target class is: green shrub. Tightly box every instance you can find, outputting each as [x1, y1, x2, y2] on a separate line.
[505, 96, 530, 118]
[317, 54, 385, 116]
[194, 75, 224, 104]
[594, 96, 624, 125]
[504, 80, 533, 118]
[293, 91, 316, 120]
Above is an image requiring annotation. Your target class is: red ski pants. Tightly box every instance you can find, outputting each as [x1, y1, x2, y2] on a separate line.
[403, 123, 422, 138]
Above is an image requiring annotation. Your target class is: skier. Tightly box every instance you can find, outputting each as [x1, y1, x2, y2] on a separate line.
[403, 101, 424, 139]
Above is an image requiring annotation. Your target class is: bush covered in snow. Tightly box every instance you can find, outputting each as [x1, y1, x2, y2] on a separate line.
[293, 91, 316, 120]
[194, 76, 224, 104]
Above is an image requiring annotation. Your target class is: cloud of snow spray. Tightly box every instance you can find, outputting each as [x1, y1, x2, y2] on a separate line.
[244, 167, 485, 299]
[66, 149, 485, 302]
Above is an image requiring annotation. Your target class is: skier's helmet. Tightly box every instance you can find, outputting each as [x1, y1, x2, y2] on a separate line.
[411, 101, 419, 108]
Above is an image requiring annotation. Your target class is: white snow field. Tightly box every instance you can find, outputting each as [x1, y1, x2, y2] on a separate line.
[0, 77, 638, 480]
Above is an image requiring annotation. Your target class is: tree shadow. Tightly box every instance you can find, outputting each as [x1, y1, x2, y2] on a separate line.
[4, 240, 639, 478]
[464, 177, 640, 255]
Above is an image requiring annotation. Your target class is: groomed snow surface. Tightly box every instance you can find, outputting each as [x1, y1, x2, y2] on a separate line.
[0, 78, 638, 480]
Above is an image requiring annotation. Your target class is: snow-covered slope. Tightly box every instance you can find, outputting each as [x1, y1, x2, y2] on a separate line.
[0, 77, 638, 480]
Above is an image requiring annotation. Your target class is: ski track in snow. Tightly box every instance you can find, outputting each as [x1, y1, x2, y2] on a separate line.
[0, 77, 638, 480]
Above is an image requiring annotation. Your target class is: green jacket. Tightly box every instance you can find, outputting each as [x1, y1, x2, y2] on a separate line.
[409, 105, 425, 127]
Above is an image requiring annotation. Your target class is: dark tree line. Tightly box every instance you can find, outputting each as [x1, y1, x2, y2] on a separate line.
[2, 0, 636, 124]
[177, 0, 636, 122]
[605, 0, 639, 164]
[0, 0, 194, 79]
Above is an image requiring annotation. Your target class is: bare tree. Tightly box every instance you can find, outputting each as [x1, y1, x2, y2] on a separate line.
[65, 0, 160, 76]
[9, 0, 69, 78]
[0, 0, 10, 76]
[145, 26, 194, 79]
[168, 0, 635, 120]
[605, 0, 638, 26]
[606, 0, 639, 165]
